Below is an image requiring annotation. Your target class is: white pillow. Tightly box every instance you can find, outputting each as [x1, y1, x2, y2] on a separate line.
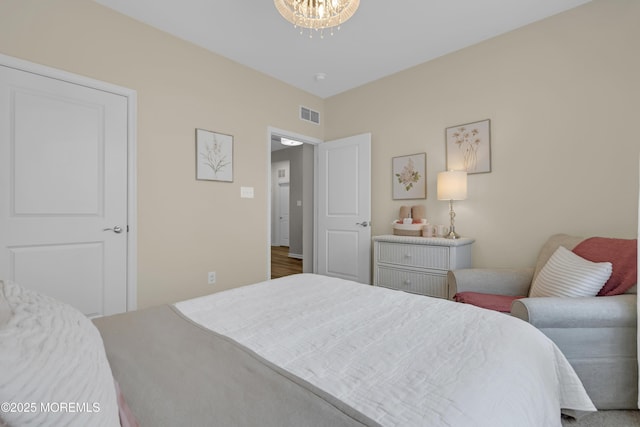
[0, 280, 119, 427]
[529, 246, 612, 298]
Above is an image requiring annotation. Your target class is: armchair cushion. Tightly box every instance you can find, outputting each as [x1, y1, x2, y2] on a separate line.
[529, 246, 612, 298]
[447, 268, 534, 299]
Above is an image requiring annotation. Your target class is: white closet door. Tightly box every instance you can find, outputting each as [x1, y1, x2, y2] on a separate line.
[0, 65, 129, 317]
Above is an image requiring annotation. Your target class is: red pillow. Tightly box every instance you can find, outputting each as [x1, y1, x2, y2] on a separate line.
[572, 237, 637, 296]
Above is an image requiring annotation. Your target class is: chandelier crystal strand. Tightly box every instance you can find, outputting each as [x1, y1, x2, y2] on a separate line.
[274, 0, 359, 37]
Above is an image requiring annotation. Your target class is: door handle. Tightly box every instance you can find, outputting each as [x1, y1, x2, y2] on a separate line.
[103, 225, 123, 234]
[356, 221, 370, 227]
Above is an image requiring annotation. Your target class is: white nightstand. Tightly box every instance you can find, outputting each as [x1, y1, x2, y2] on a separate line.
[373, 235, 474, 299]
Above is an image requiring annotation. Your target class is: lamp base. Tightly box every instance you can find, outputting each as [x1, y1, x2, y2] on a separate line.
[446, 230, 461, 239]
[446, 223, 460, 239]
[446, 200, 461, 239]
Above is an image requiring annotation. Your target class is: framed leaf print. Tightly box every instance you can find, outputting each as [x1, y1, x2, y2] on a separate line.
[196, 128, 233, 182]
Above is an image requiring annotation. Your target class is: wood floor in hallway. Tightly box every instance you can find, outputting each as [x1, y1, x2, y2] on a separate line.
[271, 246, 302, 279]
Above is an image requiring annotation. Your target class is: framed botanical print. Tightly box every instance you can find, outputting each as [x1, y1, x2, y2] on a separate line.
[392, 153, 426, 200]
[196, 128, 233, 182]
[445, 119, 491, 174]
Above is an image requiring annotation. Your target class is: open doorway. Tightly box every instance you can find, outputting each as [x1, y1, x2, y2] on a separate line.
[267, 128, 320, 279]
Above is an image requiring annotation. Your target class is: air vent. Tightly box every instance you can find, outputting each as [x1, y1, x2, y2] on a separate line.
[300, 106, 320, 125]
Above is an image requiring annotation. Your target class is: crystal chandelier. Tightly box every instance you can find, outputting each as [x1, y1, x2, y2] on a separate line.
[274, 0, 360, 38]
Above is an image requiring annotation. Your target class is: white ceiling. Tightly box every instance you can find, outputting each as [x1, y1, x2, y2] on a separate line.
[94, 0, 591, 99]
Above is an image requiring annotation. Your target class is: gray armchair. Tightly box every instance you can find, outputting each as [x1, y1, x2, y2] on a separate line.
[448, 234, 638, 409]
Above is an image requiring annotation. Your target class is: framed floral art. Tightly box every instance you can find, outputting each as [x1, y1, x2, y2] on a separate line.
[445, 119, 491, 174]
[392, 153, 426, 200]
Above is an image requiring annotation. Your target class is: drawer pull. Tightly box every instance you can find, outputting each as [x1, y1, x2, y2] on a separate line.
[404, 253, 412, 258]
[404, 280, 411, 285]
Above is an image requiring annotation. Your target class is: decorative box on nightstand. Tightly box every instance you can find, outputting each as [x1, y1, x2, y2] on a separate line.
[373, 235, 474, 299]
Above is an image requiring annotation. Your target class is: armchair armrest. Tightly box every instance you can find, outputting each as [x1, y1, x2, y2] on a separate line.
[511, 294, 637, 328]
[447, 268, 534, 299]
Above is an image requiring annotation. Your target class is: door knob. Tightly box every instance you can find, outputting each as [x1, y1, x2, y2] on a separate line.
[103, 225, 123, 234]
[356, 221, 370, 227]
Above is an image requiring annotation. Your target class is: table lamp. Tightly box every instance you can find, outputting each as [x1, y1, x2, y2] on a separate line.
[437, 170, 467, 239]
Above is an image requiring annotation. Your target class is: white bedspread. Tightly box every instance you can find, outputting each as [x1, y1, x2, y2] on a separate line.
[175, 274, 595, 427]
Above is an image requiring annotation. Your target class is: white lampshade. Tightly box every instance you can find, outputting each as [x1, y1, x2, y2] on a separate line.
[437, 171, 468, 201]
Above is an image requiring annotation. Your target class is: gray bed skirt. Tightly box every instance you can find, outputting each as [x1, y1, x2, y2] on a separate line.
[93, 305, 379, 427]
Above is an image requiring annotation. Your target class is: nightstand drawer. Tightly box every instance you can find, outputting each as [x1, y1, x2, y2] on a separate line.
[376, 242, 450, 270]
[375, 267, 448, 298]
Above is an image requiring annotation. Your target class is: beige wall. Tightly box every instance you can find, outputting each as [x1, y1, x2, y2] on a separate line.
[1, 0, 638, 307]
[0, 0, 324, 308]
[326, 0, 640, 268]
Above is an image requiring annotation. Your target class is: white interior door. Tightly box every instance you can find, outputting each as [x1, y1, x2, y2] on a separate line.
[0, 64, 129, 317]
[278, 183, 290, 246]
[316, 133, 371, 284]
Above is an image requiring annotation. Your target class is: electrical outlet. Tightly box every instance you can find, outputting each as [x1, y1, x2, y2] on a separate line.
[208, 271, 216, 285]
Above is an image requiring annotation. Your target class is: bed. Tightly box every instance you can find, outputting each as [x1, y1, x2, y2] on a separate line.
[1, 274, 595, 426]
